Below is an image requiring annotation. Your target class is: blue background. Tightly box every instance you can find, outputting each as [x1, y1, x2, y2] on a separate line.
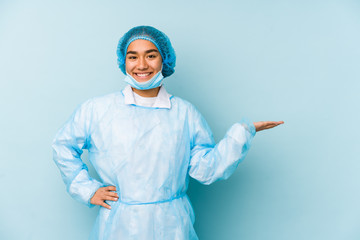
[1, 0, 359, 239]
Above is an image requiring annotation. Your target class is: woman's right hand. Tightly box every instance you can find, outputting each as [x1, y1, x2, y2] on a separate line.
[90, 186, 119, 209]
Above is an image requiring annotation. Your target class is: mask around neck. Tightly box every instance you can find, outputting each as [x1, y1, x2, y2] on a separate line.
[124, 70, 164, 90]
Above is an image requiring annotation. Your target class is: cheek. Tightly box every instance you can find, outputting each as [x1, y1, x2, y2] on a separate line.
[152, 59, 163, 71]
[125, 61, 135, 72]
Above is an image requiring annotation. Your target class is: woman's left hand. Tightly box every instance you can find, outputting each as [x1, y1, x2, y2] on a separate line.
[253, 121, 284, 132]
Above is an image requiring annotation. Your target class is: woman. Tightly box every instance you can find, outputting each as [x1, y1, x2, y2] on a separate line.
[52, 26, 283, 240]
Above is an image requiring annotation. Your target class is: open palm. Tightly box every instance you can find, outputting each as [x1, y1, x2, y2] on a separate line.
[253, 121, 284, 132]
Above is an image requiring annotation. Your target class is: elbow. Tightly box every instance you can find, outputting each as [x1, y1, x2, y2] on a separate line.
[201, 178, 216, 185]
[191, 173, 218, 185]
[198, 173, 232, 185]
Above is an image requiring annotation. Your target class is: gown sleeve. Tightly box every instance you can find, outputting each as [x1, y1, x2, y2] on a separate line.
[188, 105, 256, 185]
[52, 99, 103, 207]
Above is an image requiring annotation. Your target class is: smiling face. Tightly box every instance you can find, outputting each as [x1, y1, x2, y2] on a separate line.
[125, 39, 163, 83]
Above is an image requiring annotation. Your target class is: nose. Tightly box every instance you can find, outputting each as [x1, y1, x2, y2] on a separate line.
[137, 56, 148, 70]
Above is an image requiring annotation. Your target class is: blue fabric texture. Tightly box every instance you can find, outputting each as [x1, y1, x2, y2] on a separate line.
[52, 88, 256, 240]
[116, 26, 176, 78]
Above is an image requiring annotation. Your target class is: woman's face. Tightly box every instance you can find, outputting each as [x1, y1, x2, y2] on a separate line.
[125, 39, 162, 83]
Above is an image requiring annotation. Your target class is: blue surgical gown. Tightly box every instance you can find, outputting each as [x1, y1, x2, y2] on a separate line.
[52, 87, 256, 240]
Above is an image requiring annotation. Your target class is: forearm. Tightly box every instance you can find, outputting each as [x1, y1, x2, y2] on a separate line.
[189, 121, 255, 185]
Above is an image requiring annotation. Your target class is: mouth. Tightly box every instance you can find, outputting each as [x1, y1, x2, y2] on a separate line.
[133, 72, 153, 81]
[135, 72, 152, 77]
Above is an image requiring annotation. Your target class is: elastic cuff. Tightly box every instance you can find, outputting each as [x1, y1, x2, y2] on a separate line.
[239, 118, 256, 137]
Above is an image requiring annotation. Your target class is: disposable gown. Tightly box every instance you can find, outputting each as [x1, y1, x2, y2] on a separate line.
[52, 85, 256, 240]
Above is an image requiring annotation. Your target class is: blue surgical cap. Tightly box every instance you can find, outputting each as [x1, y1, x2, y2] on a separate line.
[117, 26, 176, 78]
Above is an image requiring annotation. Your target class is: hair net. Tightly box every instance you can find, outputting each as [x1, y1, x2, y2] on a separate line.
[117, 26, 176, 78]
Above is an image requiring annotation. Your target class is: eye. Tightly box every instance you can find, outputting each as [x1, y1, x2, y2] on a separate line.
[127, 55, 137, 60]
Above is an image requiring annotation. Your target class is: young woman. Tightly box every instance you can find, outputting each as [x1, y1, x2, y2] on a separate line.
[52, 26, 283, 240]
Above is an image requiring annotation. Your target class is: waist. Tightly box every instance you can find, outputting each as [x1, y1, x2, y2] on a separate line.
[116, 192, 186, 205]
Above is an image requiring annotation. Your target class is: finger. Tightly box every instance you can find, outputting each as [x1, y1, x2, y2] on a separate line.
[266, 121, 283, 126]
[105, 186, 117, 191]
[266, 121, 282, 125]
[268, 123, 280, 128]
[104, 196, 119, 201]
[106, 192, 119, 198]
[266, 121, 283, 124]
[269, 123, 283, 128]
[100, 202, 111, 210]
[263, 124, 279, 129]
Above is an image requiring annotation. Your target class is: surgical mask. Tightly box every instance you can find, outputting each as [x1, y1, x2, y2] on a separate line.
[124, 70, 164, 90]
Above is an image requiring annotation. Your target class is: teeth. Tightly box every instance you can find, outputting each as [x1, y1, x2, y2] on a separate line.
[136, 73, 150, 77]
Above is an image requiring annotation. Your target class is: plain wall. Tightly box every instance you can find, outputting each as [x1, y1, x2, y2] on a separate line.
[1, 0, 359, 239]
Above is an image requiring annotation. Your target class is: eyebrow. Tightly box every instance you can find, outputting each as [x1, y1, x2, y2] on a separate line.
[126, 49, 159, 55]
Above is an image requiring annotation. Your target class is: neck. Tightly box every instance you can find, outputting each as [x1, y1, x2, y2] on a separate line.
[131, 87, 160, 97]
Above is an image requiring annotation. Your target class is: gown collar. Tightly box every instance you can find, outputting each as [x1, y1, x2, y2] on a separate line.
[122, 84, 172, 109]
